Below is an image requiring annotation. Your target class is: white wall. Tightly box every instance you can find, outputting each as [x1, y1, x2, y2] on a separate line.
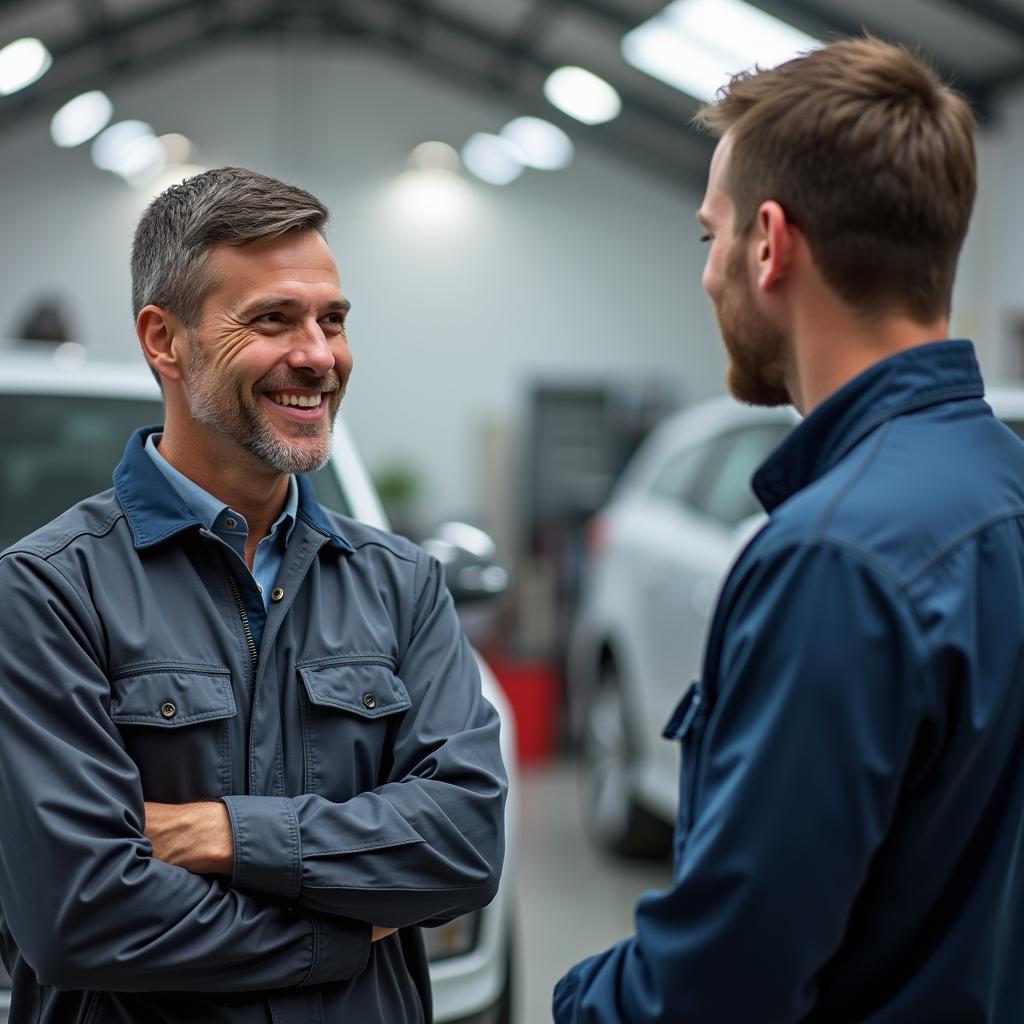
[0, 38, 723, 525]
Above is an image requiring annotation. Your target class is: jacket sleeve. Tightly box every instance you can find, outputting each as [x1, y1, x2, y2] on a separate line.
[554, 540, 932, 1023]
[0, 550, 372, 993]
[221, 552, 508, 928]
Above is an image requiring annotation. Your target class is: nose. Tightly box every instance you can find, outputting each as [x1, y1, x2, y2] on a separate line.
[288, 320, 337, 376]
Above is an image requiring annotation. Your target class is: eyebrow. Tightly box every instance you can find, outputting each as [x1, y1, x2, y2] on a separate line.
[236, 296, 352, 320]
[695, 210, 709, 227]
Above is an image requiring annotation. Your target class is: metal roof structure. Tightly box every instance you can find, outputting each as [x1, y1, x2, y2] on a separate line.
[2, 0, 1023, 189]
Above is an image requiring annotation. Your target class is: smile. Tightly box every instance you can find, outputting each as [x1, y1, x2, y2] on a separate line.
[267, 391, 324, 408]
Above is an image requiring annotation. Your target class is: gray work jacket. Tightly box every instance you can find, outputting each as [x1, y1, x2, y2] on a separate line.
[0, 426, 507, 1024]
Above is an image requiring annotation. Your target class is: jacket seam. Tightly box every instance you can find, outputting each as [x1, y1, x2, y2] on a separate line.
[901, 508, 1024, 588]
[302, 880, 495, 893]
[346, 538, 419, 563]
[1, 507, 123, 563]
[303, 837, 425, 856]
[8, 551, 106, 651]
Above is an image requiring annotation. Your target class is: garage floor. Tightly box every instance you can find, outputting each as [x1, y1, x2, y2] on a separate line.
[513, 759, 673, 1023]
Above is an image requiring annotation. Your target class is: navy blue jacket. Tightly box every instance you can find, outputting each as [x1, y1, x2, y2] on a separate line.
[0, 428, 506, 1023]
[556, 340, 1024, 1022]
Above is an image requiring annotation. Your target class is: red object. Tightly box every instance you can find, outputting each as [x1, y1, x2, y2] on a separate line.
[487, 656, 559, 764]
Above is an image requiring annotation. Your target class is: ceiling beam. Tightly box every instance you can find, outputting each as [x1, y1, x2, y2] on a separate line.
[336, 0, 712, 188]
[931, 0, 1024, 43]
[0, 0, 712, 189]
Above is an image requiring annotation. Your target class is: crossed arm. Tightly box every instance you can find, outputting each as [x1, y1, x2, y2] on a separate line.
[143, 801, 396, 942]
[0, 548, 505, 991]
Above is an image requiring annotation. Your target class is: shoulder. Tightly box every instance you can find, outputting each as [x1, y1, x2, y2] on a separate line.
[765, 400, 1024, 585]
[315, 509, 424, 564]
[1, 488, 124, 564]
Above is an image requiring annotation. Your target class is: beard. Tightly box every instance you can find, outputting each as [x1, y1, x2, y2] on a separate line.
[715, 243, 791, 407]
[184, 337, 344, 474]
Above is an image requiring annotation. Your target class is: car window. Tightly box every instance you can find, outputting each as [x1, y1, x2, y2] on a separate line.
[689, 423, 791, 528]
[648, 441, 709, 504]
[0, 393, 351, 549]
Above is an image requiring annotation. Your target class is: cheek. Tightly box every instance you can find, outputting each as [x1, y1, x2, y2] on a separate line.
[335, 340, 354, 377]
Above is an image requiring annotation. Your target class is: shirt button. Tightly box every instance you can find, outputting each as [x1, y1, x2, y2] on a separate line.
[362, 693, 377, 710]
[160, 701, 177, 719]
[271, 587, 285, 603]
[224, 517, 238, 528]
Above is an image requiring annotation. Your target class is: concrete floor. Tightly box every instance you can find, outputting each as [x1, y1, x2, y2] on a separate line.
[512, 759, 673, 1024]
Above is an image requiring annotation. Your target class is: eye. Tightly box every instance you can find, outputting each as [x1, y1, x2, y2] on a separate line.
[255, 312, 287, 325]
[320, 313, 348, 331]
[700, 233, 712, 243]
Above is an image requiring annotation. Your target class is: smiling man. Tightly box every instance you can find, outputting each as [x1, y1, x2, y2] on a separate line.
[555, 38, 1024, 1024]
[0, 168, 506, 1024]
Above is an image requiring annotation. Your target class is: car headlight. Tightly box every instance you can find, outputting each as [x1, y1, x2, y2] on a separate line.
[422, 912, 482, 962]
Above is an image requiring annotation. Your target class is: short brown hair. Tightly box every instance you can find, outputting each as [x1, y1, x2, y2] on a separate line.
[131, 166, 328, 327]
[695, 37, 976, 323]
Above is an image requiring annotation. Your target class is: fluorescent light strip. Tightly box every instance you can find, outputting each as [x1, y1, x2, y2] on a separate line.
[622, 0, 819, 103]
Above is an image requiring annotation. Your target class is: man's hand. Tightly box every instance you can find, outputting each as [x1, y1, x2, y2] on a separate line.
[144, 801, 234, 875]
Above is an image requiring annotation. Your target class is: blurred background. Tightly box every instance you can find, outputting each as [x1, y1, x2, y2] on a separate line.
[3, 1, 1024, 1021]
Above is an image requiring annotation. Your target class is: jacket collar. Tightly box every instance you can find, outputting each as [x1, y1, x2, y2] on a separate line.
[752, 339, 984, 514]
[114, 426, 355, 554]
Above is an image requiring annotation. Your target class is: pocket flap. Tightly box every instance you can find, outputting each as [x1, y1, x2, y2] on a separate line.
[663, 680, 704, 740]
[298, 660, 411, 719]
[110, 667, 236, 727]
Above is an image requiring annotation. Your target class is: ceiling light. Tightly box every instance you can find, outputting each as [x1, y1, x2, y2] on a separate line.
[158, 133, 192, 164]
[543, 66, 621, 126]
[500, 117, 574, 170]
[409, 141, 460, 172]
[50, 91, 113, 148]
[622, 0, 819, 103]
[0, 37, 52, 95]
[91, 120, 167, 186]
[461, 133, 524, 186]
[388, 169, 474, 227]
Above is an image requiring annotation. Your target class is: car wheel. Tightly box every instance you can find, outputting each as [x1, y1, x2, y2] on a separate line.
[580, 657, 673, 858]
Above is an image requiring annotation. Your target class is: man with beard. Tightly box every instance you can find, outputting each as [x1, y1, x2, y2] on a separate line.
[555, 37, 1024, 1024]
[0, 168, 506, 1024]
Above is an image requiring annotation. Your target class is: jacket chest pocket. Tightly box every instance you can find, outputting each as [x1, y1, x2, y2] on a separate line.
[297, 658, 411, 800]
[663, 680, 709, 844]
[110, 667, 237, 802]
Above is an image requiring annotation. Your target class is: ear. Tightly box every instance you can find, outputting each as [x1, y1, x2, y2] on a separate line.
[137, 305, 186, 383]
[753, 200, 794, 293]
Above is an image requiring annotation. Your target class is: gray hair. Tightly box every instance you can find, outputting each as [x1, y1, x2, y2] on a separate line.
[130, 166, 329, 328]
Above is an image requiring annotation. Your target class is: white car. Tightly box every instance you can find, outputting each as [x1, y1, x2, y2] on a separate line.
[569, 387, 1024, 857]
[0, 348, 517, 1024]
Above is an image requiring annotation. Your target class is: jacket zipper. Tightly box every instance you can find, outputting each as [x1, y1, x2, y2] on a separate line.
[225, 568, 259, 676]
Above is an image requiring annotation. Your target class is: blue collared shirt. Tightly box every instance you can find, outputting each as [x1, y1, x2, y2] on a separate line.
[145, 433, 297, 648]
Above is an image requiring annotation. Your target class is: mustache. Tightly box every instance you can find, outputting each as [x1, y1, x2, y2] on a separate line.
[256, 371, 343, 394]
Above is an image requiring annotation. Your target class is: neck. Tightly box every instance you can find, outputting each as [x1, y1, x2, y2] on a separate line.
[787, 300, 949, 415]
[157, 422, 289, 565]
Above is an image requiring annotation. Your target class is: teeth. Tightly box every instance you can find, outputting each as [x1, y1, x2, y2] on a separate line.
[271, 392, 322, 408]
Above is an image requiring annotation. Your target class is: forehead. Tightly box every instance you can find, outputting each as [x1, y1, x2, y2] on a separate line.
[206, 230, 342, 299]
[698, 133, 735, 224]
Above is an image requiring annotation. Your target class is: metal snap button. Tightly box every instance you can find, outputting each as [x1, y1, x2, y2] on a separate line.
[271, 587, 285, 603]
[160, 701, 177, 719]
[224, 517, 238, 528]
[362, 693, 377, 710]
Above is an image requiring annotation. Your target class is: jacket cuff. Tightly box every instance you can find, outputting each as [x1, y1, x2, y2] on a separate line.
[222, 795, 302, 901]
[301, 915, 373, 986]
